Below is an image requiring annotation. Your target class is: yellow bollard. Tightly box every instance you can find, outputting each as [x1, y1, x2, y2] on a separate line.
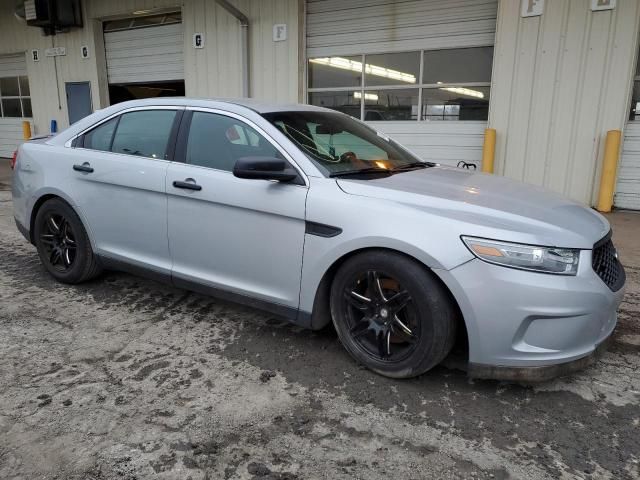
[481, 128, 496, 173]
[596, 130, 622, 213]
[22, 120, 31, 140]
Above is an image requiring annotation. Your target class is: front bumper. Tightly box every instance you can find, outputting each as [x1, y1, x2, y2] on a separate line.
[437, 250, 625, 376]
[467, 336, 611, 382]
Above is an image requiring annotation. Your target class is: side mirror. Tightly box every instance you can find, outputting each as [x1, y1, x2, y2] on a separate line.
[233, 156, 299, 182]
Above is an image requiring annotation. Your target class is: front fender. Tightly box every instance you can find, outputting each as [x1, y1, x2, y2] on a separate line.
[299, 179, 475, 314]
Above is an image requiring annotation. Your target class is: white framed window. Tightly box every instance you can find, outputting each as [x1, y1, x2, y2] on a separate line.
[0, 75, 31, 118]
[307, 47, 493, 122]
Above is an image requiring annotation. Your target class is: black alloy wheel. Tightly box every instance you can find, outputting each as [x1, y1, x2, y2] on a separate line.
[39, 212, 77, 272]
[330, 250, 458, 378]
[34, 198, 102, 284]
[344, 270, 420, 362]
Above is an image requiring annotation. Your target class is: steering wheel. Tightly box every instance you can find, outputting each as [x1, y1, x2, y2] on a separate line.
[339, 151, 357, 163]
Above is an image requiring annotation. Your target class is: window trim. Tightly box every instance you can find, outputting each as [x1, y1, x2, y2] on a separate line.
[175, 106, 309, 187]
[306, 46, 494, 122]
[67, 106, 185, 160]
[80, 107, 182, 160]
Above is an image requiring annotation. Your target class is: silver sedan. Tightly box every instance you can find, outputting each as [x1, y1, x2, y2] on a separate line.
[11, 98, 625, 381]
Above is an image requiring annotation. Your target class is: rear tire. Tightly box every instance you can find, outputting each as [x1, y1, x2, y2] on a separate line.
[330, 250, 457, 378]
[33, 198, 102, 284]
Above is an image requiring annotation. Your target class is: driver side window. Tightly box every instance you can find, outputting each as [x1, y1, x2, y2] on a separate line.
[185, 112, 280, 172]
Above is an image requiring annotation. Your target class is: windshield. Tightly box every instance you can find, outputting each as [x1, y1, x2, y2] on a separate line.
[261, 111, 431, 177]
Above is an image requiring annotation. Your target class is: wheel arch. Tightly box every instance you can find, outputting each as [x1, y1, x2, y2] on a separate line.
[29, 192, 93, 248]
[308, 246, 469, 357]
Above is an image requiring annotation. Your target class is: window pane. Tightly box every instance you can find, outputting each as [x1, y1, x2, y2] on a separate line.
[422, 86, 490, 121]
[1, 98, 22, 117]
[363, 89, 419, 121]
[308, 56, 363, 88]
[423, 47, 494, 84]
[112, 110, 176, 158]
[21, 98, 32, 117]
[83, 117, 118, 151]
[364, 52, 420, 87]
[629, 81, 640, 121]
[308, 91, 361, 118]
[186, 112, 279, 172]
[0, 77, 20, 96]
[19, 76, 30, 96]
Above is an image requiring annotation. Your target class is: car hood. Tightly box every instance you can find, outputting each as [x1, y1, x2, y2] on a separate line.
[336, 166, 610, 249]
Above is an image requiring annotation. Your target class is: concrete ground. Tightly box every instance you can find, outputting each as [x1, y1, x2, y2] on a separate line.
[0, 158, 638, 480]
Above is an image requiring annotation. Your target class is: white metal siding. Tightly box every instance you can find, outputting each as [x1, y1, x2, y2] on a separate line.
[370, 121, 486, 167]
[104, 23, 184, 84]
[0, 54, 29, 158]
[0, 54, 27, 78]
[615, 122, 640, 210]
[489, 0, 640, 205]
[306, 0, 498, 57]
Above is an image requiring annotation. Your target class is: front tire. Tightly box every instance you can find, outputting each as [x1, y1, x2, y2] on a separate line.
[33, 198, 102, 284]
[330, 250, 457, 378]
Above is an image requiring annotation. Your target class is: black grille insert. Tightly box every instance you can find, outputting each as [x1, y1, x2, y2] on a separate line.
[592, 233, 625, 291]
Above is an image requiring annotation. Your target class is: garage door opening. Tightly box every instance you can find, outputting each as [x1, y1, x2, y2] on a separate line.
[104, 12, 184, 106]
[108, 81, 185, 104]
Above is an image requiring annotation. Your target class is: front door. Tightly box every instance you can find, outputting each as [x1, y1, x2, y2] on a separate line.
[166, 109, 308, 312]
[69, 107, 182, 273]
[65, 82, 92, 124]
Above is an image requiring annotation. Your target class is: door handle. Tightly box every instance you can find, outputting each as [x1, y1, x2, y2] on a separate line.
[172, 179, 202, 191]
[73, 162, 94, 173]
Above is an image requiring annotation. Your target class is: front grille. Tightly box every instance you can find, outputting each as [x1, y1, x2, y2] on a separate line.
[592, 233, 625, 291]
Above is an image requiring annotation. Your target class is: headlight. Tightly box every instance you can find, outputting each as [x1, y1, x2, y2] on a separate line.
[461, 236, 580, 275]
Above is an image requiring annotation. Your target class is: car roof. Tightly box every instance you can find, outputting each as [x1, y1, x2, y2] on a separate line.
[104, 97, 331, 114]
[47, 97, 339, 146]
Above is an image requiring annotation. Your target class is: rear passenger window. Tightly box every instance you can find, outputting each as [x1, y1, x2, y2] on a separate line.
[186, 112, 280, 172]
[111, 110, 177, 159]
[83, 117, 118, 151]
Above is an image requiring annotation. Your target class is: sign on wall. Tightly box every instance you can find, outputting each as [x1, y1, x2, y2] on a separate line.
[273, 24, 287, 42]
[521, 0, 544, 17]
[591, 0, 616, 11]
[193, 33, 204, 49]
[45, 47, 66, 57]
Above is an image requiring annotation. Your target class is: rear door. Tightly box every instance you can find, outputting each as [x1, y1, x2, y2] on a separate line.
[69, 107, 182, 274]
[166, 108, 308, 313]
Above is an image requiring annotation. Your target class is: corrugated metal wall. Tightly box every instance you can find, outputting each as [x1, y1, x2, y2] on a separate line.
[306, 0, 498, 57]
[184, 0, 299, 102]
[0, 0, 300, 139]
[489, 0, 640, 205]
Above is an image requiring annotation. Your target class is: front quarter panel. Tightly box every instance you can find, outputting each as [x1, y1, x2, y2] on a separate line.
[299, 177, 475, 313]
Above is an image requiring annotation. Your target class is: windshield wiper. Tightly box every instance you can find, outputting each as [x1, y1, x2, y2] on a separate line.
[329, 167, 392, 178]
[390, 161, 432, 172]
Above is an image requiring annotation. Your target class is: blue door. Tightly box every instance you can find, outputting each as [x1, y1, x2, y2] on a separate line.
[65, 82, 92, 124]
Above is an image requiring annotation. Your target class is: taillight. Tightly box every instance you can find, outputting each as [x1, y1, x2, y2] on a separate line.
[10, 150, 18, 170]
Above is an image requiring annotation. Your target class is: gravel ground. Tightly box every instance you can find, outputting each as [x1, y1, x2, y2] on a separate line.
[0, 167, 639, 479]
